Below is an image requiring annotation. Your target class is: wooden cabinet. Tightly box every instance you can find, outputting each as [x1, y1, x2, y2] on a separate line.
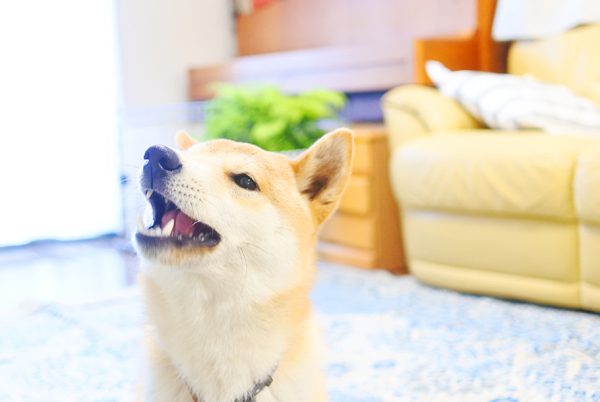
[236, 0, 476, 57]
[318, 124, 406, 274]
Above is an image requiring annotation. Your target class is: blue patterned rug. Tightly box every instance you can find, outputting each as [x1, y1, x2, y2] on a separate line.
[1, 263, 599, 402]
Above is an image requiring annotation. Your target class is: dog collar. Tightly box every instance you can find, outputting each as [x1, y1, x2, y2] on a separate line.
[190, 368, 275, 402]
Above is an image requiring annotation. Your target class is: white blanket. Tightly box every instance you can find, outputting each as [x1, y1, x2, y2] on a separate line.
[426, 61, 600, 136]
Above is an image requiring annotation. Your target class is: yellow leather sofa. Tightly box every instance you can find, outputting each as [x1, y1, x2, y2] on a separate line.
[382, 24, 600, 311]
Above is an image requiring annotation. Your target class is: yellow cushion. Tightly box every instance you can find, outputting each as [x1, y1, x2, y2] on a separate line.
[403, 209, 578, 282]
[391, 132, 587, 220]
[509, 24, 600, 105]
[381, 85, 481, 149]
[580, 224, 600, 286]
[576, 147, 600, 307]
[581, 282, 600, 312]
[574, 145, 600, 223]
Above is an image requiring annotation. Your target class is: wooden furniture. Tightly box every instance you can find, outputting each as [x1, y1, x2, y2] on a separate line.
[188, 43, 410, 100]
[414, 0, 509, 84]
[237, 0, 475, 56]
[318, 124, 406, 274]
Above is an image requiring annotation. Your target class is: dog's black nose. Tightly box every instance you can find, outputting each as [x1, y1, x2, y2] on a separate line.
[142, 145, 181, 189]
[144, 145, 181, 172]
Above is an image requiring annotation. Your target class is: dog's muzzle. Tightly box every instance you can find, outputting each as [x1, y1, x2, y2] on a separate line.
[136, 145, 221, 250]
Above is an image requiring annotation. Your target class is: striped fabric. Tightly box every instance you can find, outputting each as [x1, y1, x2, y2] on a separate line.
[426, 61, 600, 136]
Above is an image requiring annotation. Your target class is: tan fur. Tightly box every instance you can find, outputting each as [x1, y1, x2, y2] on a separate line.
[135, 129, 354, 402]
[175, 131, 197, 151]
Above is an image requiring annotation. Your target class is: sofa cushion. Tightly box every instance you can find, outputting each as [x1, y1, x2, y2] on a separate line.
[575, 145, 600, 224]
[391, 133, 589, 220]
[509, 24, 600, 106]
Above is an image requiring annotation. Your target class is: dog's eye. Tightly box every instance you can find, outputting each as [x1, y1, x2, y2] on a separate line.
[232, 173, 259, 191]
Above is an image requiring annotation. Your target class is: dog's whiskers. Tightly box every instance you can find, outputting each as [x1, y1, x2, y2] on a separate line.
[237, 246, 249, 290]
[241, 242, 269, 256]
[124, 163, 141, 169]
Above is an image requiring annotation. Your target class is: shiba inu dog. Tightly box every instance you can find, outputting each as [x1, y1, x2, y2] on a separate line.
[134, 129, 354, 402]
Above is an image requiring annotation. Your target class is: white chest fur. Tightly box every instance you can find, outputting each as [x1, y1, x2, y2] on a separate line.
[141, 267, 291, 402]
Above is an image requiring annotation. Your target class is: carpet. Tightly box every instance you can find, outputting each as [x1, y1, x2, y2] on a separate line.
[1, 263, 599, 402]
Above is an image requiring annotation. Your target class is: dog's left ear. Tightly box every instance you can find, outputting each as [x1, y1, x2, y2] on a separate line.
[292, 128, 354, 225]
[175, 131, 197, 150]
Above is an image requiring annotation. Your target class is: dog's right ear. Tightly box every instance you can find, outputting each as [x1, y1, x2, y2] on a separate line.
[175, 131, 197, 150]
[292, 129, 354, 226]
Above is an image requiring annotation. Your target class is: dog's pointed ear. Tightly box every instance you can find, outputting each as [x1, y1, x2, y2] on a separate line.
[292, 128, 354, 225]
[175, 131, 197, 150]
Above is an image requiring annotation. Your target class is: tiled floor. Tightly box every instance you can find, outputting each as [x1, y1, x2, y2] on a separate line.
[0, 236, 138, 311]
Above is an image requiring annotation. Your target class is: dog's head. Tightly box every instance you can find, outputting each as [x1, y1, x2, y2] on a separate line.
[135, 129, 353, 297]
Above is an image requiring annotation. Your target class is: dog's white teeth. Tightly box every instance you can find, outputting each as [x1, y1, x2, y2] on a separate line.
[143, 207, 154, 228]
[137, 216, 146, 232]
[145, 190, 153, 200]
[163, 220, 174, 236]
[146, 227, 159, 237]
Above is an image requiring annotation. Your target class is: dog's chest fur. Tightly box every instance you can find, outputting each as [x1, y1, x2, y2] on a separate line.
[141, 268, 292, 402]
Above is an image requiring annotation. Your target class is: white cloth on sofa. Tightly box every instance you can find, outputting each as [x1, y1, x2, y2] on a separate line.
[426, 61, 600, 136]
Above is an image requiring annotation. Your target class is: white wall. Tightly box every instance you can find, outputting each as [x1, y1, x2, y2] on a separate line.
[0, 0, 122, 244]
[116, 0, 236, 106]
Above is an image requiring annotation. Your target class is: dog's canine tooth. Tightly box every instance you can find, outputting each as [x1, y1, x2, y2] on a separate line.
[145, 190, 154, 200]
[163, 220, 174, 236]
[137, 216, 146, 233]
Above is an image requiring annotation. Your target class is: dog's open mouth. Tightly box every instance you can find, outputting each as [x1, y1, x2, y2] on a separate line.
[136, 190, 221, 248]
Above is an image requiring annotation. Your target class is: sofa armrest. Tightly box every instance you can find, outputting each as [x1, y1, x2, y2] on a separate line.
[382, 85, 482, 149]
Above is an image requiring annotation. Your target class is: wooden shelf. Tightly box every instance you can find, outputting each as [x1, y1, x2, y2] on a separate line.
[318, 124, 407, 274]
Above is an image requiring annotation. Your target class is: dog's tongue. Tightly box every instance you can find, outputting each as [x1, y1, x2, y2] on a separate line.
[161, 209, 196, 236]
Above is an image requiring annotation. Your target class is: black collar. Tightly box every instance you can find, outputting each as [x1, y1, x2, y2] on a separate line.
[234, 373, 274, 402]
[190, 367, 276, 402]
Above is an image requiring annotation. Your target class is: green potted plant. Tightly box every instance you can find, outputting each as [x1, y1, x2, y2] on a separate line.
[203, 84, 346, 151]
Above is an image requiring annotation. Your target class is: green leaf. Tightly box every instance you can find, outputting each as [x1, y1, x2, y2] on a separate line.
[251, 120, 286, 144]
[203, 83, 346, 151]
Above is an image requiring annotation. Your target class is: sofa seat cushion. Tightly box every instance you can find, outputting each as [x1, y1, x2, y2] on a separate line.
[391, 132, 590, 220]
[575, 145, 600, 224]
[575, 146, 600, 307]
